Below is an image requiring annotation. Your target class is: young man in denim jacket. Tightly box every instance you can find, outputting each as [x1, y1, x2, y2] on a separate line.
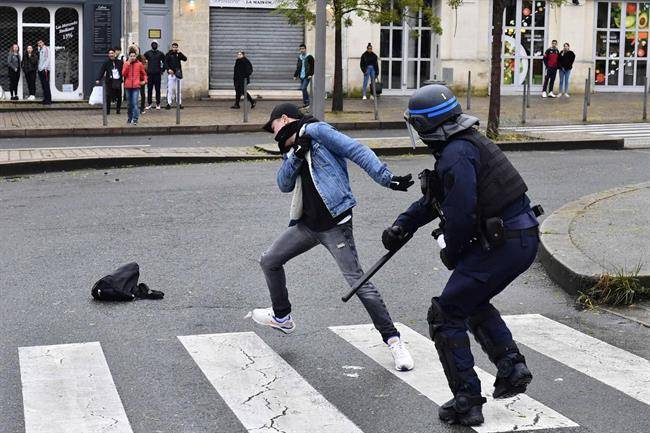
[252, 103, 415, 371]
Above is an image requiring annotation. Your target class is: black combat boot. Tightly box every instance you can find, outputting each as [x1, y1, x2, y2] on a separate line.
[438, 393, 487, 426]
[493, 354, 533, 399]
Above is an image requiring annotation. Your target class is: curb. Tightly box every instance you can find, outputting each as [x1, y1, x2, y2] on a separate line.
[0, 152, 279, 177]
[255, 138, 624, 156]
[539, 181, 650, 296]
[0, 121, 406, 138]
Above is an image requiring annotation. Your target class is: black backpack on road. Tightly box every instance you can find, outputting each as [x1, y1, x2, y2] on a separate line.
[91, 262, 164, 301]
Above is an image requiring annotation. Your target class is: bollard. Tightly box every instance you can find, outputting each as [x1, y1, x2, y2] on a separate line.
[643, 77, 648, 120]
[582, 77, 589, 122]
[587, 67, 592, 107]
[372, 78, 379, 120]
[526, 76, 531, 108]
[309, 79, 314, 115]
[243, 79, 249, 123]
[521, 80, 527, 124]
[467, 71, 472, 110]
[102, 80, 108, 127]
[175, 79, 180, 125]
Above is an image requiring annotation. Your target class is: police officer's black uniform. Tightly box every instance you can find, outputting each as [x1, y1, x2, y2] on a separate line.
[383, 84, 540, 426]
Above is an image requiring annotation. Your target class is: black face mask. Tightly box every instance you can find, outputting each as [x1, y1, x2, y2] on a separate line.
[274, 121, 302, 153]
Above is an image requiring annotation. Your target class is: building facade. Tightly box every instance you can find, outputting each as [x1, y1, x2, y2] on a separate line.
[3, 0, 644, 100]
[0, 0, 122, 100]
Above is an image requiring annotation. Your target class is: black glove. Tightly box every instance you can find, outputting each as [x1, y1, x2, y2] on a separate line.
[389, 174, 414, 192]
[382, 225, 407, 251]
[293, 134, 312, 159]
[439, 248, 455, 270]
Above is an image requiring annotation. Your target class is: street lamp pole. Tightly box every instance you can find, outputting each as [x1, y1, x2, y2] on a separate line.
[312, 0, 327, 120]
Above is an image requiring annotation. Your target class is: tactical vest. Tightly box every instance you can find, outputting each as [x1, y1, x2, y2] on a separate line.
[452, 128, 528, 218]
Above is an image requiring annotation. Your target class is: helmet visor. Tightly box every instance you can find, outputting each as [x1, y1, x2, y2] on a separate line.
[404, 110, 419, 149]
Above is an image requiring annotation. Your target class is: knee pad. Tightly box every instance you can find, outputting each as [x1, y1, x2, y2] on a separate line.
[467, 305, 523, 367]
[427, 297, 446, 340]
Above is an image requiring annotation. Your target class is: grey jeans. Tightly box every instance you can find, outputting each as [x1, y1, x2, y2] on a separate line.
[260, 220, 400, 343]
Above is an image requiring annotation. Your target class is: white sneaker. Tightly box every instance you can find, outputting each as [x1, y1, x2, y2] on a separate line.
[549, 92, 557, 98]
[28, 95, 35, 101]
[362, 96, 367, 100]
[156, 104, 161, 110]
[565, 93, 570, 98]
[146, 104, 153, 110]
[251, 308, 296, 334]
[387, 336, 414, 371]
[542, 91, 547, 98]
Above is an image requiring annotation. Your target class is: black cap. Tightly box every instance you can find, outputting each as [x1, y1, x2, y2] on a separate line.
[263, 103, 304, 133]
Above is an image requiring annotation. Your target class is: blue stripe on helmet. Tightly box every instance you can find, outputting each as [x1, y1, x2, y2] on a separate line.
[426, 100, 460, 118]
[408, 97, 457, 115]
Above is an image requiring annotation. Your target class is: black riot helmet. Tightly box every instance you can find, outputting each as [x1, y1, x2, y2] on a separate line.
[404, 84, 463, 143]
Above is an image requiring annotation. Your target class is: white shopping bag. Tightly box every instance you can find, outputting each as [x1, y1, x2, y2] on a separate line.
[88, 85, 103, 105]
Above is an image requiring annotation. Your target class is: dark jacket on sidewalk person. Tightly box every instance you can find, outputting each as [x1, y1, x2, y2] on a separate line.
[7, 46, 21, 100]
[96, 52, 124, 114]
[232, 51, 255, 109]
[542, 41, 560, 96]
[21, 47, 38, 98]
[165, 49, 187, 79]
[144, 42, 165, 107]
[559, 49, 575, 70]
[360, 50, 379, 74]
[360, 43, 379, 99]
[558, 43, 576, 96]
[294, 53, 314, 79]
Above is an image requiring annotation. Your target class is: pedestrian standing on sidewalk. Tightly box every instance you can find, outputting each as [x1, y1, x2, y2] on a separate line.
[558, 42, 575, 98]
[165, 42, 187, 110]
[231, 51, 256, 109]
[122, 49, 147, 125]
[251, 103, 416, 372]
[144, 40, 165, 110]
[542, 40, 560, 98]
[129, 44, 147, 113]
[360, 43, 379, 100]
[6, 44, 20, 100]
[96, 48, 123, 115]
[21, 45, 38, 100]
[293, 44, 314, 108]
[36, 40, 52, 105]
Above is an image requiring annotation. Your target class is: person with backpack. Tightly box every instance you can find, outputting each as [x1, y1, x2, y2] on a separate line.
[558, 42, 575, 98]
[231, 51, 256, 109]
[360, 43, 379, 100]
[144, 40, 165, 110]
[250, 103, 416, 372]
[122, 48, 147, 125]
[96, 48, 124, 114]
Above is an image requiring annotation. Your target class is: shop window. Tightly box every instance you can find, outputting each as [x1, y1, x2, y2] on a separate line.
[23, 7, 50, 24]
[54, 8, 79, 92]
[0, 6, 18, 95]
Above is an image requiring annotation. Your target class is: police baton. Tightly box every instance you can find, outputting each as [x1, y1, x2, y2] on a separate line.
[341, 232, 413, 303]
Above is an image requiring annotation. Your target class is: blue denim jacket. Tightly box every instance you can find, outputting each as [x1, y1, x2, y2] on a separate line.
[276, 121, 394, 221]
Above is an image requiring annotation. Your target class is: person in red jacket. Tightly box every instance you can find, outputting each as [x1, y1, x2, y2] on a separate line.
[542, 40, 560, 98]
[122, 49, 147, 125]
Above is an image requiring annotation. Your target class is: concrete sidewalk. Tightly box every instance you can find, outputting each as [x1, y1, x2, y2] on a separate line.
[539, 182, 650, 326]
[1, 93, 650, 137]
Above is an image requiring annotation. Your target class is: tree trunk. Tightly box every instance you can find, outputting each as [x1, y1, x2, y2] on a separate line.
[332, 12, 344, 112]
[487, 0, 504, 139]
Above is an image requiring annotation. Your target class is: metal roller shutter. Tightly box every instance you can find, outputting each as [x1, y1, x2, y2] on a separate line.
[209, 7, 304, 90]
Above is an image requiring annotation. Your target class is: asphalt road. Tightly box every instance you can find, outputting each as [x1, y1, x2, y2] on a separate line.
[1, 148, 649, 433]
[0, 128, 410, 150]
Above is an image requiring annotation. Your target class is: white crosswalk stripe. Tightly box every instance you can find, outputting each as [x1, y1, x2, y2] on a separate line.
[178, 332, 364, 433]
[505, 122, 650, 139]
[330, 322, 578, 433]
[503, 314, 650, 406]
[19, 342, 133, 433]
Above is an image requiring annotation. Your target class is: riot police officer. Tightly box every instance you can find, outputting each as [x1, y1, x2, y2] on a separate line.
[382, 84, 540, 426]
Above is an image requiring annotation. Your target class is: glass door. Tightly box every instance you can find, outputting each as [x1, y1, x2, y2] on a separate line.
[380, 1, 433, 94]
[595, 1, 649, 90]
[502, 0, 548, 92]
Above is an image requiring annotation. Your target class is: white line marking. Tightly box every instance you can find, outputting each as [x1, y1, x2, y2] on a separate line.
[0, 145, 151, 151]
[179, 332, 364, 433]
[330, 323, 578, 433]
[19, 342, 133, 433]
[503, 314, 650, 406]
